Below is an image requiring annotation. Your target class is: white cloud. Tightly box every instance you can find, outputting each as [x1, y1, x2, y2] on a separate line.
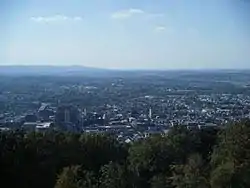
[73, 16, 83, 21]
[154, 26, 174, 34]
[111, 8, 144, 19]
[155, 26, 166, 32]
[129, 9, 144, 14]
[30, 15, 83, 23]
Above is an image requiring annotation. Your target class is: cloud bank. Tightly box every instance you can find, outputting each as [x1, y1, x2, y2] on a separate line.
[155, 26, 166, 32]
[111, 9, 144, 19]
[30, 15, 83, 23]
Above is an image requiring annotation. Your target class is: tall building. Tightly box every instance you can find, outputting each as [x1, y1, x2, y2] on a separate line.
[83, 108, 87, 116]
[64, 109, 70, 123]
[55, 105, 80, 126]
[149, 108, 152, 119]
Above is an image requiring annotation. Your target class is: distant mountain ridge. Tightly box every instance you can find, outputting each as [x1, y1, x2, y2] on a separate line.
[0, 65, 109, 76]
[1, 65, 249, 77]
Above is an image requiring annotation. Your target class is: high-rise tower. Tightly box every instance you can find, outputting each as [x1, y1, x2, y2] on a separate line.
[149, 108, 152, 119]
[55, 105, 80, 125]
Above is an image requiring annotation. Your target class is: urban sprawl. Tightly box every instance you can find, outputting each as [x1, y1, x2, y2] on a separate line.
[1, 70, 250, 143]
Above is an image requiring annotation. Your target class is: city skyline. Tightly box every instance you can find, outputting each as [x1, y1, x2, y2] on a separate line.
[1, 0, 250, 69]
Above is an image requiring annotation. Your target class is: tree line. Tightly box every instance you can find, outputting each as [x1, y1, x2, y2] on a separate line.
[1, 120, 250, 188]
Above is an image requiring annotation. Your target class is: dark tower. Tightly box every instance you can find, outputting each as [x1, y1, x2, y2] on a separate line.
[55, 105, 80, 126]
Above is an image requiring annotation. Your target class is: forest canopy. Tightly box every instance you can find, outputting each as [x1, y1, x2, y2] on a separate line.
[1, 120, 250, 188]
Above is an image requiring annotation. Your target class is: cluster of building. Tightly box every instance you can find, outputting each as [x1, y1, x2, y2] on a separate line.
[1, 92, 250, 142]
[1, 72, 250, 143]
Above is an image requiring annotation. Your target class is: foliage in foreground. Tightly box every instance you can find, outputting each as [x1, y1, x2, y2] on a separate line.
[1, 120, 250, 188]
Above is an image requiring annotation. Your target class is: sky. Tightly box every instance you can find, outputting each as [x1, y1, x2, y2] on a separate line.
[1, 0, 250, 69]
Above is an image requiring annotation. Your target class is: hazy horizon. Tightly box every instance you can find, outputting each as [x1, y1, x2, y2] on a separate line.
[1, 0, 250, 69]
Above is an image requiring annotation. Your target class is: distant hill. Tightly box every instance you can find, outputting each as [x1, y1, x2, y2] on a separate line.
[1, 65, 249, 78]
[0, 65, 110, 76]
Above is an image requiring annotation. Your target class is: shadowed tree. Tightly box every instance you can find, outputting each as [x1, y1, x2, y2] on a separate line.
[55, 165, 98, 188]
[150, 173, 169, 188]
[55, 165, 82, 188]
[99, 161, 131, 188]
[171, 153, 209, 188]
[210, 120, 250, 188]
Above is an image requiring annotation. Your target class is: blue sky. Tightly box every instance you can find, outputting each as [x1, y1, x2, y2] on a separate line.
[1, 0, 250, 69]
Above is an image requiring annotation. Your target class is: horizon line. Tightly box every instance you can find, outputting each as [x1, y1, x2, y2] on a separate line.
[0, 65, 250, 72]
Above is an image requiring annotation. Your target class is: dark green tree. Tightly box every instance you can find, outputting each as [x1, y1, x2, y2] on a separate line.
[99, 161, 130, 188]
[210, 120, 250, 188]
[171, 153, 209, 188]
[128, 126, 203, 188]
[55, 165, 82, 188]
[150, 174, 169, 188]
[55, 165, 98, 188]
